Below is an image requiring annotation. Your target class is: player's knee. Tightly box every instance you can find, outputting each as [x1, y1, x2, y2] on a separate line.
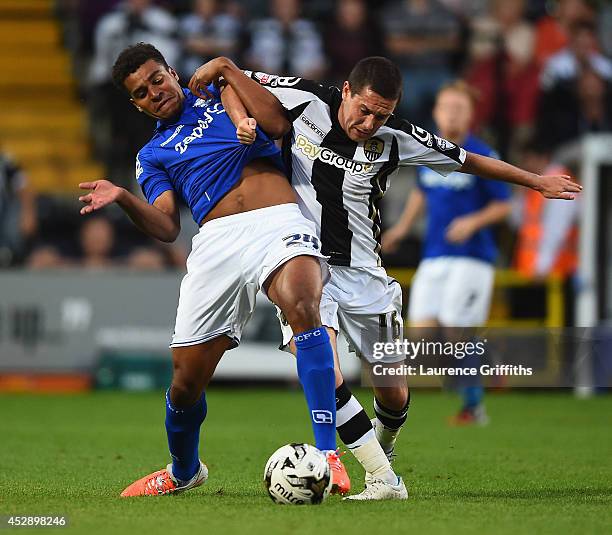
[284, 296, 321, 333]
[170, 374, 204, 408]
[376, 385, 409, 411]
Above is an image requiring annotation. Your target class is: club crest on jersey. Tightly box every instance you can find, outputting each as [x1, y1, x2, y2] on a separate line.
[193, 97, 213, 108]
[363, 137, 384, 162]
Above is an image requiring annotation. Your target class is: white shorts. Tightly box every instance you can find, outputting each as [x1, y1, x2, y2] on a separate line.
[171, 204, 327, 348]
[278, 266, 405, 364]
[409, 256, 494, 327]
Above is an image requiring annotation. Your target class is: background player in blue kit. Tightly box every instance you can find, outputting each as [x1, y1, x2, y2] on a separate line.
[77, 43, 350, 496]
[383, 81, 513, 425]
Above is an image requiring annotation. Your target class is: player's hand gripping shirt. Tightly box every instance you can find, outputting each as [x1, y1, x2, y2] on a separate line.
[246, 72, 466, 267]
[417, 134, 510, 264]
[136, 86, 283, 225]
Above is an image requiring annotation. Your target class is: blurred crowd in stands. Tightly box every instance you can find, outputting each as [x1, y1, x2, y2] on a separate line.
[1, 0, 610, 282]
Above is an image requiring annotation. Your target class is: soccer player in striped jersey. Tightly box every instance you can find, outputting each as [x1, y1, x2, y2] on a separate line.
[191, 57, 581, 500]
[78, 43, 349, 497]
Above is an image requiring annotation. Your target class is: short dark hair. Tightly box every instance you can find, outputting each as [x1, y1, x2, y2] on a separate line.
[111, 42, 169, 92]
[347, 57, 402, 101]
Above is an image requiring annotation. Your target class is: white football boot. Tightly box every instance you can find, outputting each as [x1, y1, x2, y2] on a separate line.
[344, 477, 408, 501]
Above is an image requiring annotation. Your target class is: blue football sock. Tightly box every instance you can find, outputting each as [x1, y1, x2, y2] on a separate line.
[458, 350, 484, 409]
[463, 385, 484, 409]
[165, 389, 207, 482]
[294, 327, 336, 451]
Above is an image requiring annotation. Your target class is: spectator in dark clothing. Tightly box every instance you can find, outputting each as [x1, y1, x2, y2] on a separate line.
[537, 21, 612, 150]
[0, 152, 37, 267]
[323, 0, 385, 86]
[245, 0, 325, 79]
[382, 0, 461, 127]
[87, 0, 179, 187]
[466, 0, 540, 160]
[178, 0, 243, 80]
[540, 20, 612, 92]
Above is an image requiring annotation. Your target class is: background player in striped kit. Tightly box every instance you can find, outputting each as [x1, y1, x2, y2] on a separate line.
[191, 56, 581, 500]
[383, 81, 513, 425]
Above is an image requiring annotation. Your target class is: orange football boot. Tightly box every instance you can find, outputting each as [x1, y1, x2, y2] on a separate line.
[120, 461, 208, 497]
[327, 450, 351, 495]
[448, 405, 489, 427]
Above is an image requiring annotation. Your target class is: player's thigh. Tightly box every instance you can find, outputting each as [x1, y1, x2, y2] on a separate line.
[408, 258, 447, 324]
[340, 314, 407, 404]
[338, 284, 404, 365]
[439, 257, 494, 327]
[172, 218, 258, 349]
[256, 205, 328, 331]
[266, 255, 323, 320]
[335, 283, 408, 405]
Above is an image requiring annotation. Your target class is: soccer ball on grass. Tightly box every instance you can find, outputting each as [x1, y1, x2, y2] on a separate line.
[263, 443, 332, 505]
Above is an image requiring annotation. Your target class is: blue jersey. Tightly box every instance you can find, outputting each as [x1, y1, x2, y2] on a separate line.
[136, 86, 283, 224]
[417, 134, 510, 264]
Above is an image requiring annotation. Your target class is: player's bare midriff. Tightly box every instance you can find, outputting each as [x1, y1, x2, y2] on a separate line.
[200, 157, 297, 225]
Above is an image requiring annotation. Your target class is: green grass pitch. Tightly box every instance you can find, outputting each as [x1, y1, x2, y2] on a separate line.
[1, 389, 610, 534]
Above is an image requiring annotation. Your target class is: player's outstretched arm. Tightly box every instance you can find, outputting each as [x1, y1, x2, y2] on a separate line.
[460, 152, 582, 200]
[188, 57, 290, 139]
[79, 180, 180, 243]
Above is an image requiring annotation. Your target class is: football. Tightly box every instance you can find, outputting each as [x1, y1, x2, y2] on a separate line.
[263, 443, 332, 505]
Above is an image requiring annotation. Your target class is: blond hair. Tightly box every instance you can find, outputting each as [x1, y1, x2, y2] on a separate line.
[436, 80, 480, 107]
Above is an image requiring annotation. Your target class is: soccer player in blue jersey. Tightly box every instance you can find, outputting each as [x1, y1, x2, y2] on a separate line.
[78, 43, 350, 496]
[383, 81, 512, 424]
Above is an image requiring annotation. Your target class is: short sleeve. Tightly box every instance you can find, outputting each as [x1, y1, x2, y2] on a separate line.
[244, 70, 335, 121]
[388, 118, 466, 176]
[136, 147, 173, 204]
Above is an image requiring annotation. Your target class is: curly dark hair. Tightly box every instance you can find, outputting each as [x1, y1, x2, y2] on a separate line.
[347, 56, 402, 102]
[111, 42, 169, 92]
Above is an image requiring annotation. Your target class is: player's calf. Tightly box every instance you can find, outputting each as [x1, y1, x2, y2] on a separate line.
[336, 382, 401, 488]
[372, 390, 410, 459]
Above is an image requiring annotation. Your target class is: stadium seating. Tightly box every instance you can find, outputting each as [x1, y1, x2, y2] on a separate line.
[0, 0, 103, 192]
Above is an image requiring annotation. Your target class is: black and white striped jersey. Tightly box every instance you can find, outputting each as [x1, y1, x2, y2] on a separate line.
[246, 72, 467, 268]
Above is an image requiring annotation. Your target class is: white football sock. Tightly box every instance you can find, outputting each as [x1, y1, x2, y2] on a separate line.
[373, 417, 403, 455]
[350, 436, 397, 485]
